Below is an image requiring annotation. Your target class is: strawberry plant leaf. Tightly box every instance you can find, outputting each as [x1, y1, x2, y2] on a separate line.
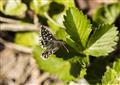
[64, 7, 92, 49]
[93, 3, 120, 25]
[102, 60, 120, 84]
[32, 45, 86, 81]
[85, 24, 119, 57]
[102, 67, 117, 84]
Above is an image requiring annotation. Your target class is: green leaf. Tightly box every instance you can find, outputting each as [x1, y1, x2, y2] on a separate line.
[53, 0, 75, 9]
[32, 45, 73, 81]
[30, 0, 50, 15]
[47, 0, 75, 31]
[102, 60, 120, 84]
[49, 0, 75, 16]
[113, 59, 120, 75]
[102, 67, 117, 84]
[15, 32, 39, 47]
[64, 7, 92, 49]
[4, 0, 27, 16]
[50, 13, 65, 28]
[93, 3, 120, 25]
[55, 27, 68, 41]
[66, 38, 81, 53]
[85, 24, 119, 57]
[30, 0, 41, 14]
[32, 45, 87, 81]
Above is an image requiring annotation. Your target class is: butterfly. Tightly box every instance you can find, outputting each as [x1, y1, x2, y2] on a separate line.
[39, 25, 68, 60]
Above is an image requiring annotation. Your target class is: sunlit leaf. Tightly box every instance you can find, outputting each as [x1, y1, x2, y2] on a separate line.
[4, 0, 27, 16]
[102, 67, 117, 84]
[102, 60, 120, 84]
[64, 7, 92, 49]
[30, 0, 50, 15]
[32, 45, 86, 81]
[47, 0, 75, 34]
[15, 32, 39, 47]
[85, 24, 119, 57]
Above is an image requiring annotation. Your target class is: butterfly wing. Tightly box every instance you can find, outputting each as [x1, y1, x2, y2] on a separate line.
[41, 46, 59, 60]
[39, 25, 56, 47]
[39, 25, 60, 59]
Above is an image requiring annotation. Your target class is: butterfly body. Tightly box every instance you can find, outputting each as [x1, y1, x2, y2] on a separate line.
[39, 25, 66, 60]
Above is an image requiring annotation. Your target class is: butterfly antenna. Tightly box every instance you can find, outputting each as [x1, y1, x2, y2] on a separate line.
[61, 42, 69, 53]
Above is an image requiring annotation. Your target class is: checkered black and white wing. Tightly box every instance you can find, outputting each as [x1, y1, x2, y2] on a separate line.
[39, 25, 60, 60]
[39, 25, 56, 48]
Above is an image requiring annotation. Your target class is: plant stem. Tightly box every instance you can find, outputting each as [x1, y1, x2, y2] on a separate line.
[44, 12, 65, 28]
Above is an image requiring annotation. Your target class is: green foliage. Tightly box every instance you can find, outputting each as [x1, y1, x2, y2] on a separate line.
[30, 0, 50, 15]
[30, 0, 74, 17]
[55, 27, 68, 41]
[113, 60, 120, 75]
[2, 0, 27, 16]
[15, 32, 39, 47]
[47, 0, 75, 40]
[32, 6, 119, 82]
[32, 6, 119, 83]
[53, 0, 75, 9]
[64, 7, 92, 49]
[102, 60, 120, 84]
[1, 0, 120, 84]
[32, 45, 86, 81]
[85, 24, 119, 57]
[102, 67, 117, 84]
[93, 3, 120, 25]
[30, 6, 91, 81]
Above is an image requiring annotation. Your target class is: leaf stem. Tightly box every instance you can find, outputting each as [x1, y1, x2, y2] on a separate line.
[44, 12, 65, 28]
